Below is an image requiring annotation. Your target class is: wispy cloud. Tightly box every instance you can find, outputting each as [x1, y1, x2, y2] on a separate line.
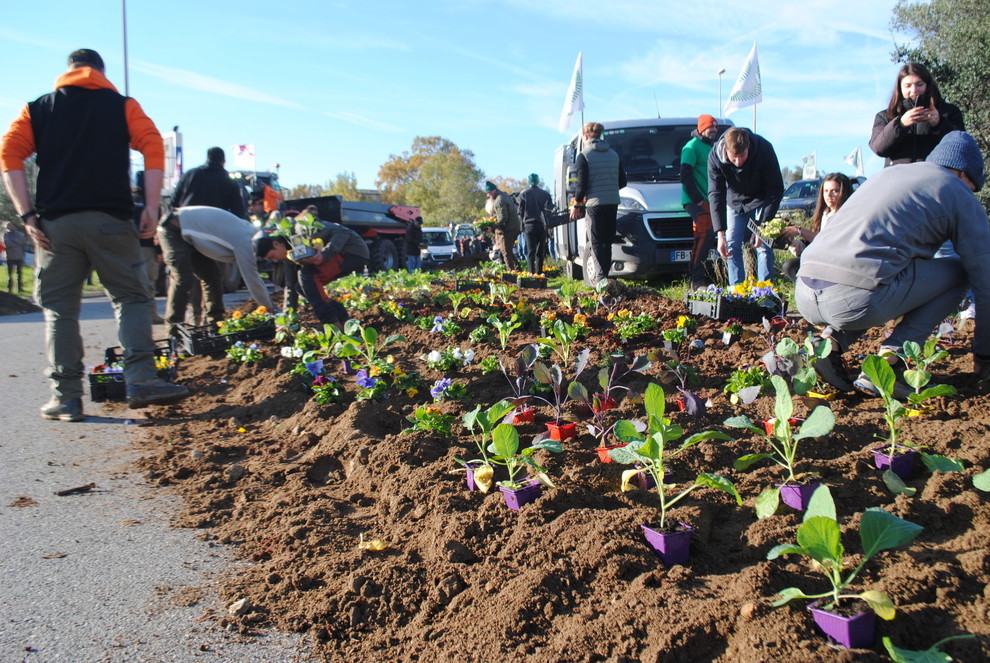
[131, 60, 304, 109]
[323, 111, 403, 133]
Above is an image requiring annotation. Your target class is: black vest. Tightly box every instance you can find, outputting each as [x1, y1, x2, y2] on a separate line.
[29, 86, 132, 220]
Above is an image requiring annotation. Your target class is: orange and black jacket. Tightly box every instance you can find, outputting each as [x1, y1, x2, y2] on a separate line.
[1, 67, 163, 221]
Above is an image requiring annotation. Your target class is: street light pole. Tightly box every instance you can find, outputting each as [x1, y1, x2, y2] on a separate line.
[122, 0, 130, 96]
[717, 67, 726, 115]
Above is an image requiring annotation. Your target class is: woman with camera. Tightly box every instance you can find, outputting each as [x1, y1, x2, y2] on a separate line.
[869, 62, 965, 166]
[779, 173, 854, 281]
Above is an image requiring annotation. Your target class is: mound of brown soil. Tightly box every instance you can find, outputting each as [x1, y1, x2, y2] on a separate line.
[0, 290, 40, 316]
[130, 280, 990, 662]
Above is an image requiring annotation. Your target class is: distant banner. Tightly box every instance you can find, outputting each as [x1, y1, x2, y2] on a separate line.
[558, 51, 585, 134]
[843, 146, 864, 177]
[802, 151, 817, 179]
[723, 42, 762, 116]
[232, 144, 256, 170]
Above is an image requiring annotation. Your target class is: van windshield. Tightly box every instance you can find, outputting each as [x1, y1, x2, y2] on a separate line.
[423, 230, 453, 246]
[603, 125, 695, 183]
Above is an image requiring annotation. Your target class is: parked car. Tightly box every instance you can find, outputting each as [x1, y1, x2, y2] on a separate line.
[778, 176, 867, 219]
[421, 227, 457, 265]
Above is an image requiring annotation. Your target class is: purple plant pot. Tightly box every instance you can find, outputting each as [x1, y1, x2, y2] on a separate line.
[465, 460, 490, 492]
[641, 523, 694, 567]
[777, 480, 821, 511]
[499, 480, 543, 511]
[872, 445, 918, 480]
[340, 359, 359, 376]
[807, 601, 876, 649]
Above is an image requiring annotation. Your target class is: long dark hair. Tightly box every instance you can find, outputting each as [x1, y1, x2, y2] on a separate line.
[885, 62, 945, 121]
[810, 173, 853, 232]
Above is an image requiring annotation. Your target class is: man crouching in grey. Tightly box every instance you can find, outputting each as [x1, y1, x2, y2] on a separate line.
[797, 131, 990, 396]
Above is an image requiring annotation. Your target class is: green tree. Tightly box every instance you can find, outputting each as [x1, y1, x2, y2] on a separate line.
[326, 171, 372, 201]
[376, 136, 486, 223]
[285, 182, 329, 199]
[781, 165, 803, 185]
[892, 0, 990, 206]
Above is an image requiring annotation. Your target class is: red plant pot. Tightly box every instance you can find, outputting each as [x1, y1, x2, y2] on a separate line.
[511, 408, 536, 425]
[592, 394, 617, 414]
[597, 443, 627, 464]
[641, 523, 694, 567]
[807, 601, 876, 649]
[499, 479, 542, 511]
[546, 421, 576, 441]
[675, 396, 687, 412]
[761, 417, 804, 436]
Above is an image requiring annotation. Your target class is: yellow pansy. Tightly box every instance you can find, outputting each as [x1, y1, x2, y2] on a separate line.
[406, 388, 419, 398]
[232, 310, 243, 319]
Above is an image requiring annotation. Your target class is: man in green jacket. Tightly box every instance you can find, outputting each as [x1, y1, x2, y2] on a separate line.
[680, 114, 719, 289]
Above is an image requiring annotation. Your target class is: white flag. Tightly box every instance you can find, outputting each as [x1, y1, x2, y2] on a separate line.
[723, 42, 762, 117]
[843, 146, 865, 177]
[232, 144, 256, 170]
[802, 151, 817, 179]
[558, 51, 585, 134]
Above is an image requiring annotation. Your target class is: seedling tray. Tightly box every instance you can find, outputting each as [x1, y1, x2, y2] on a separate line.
[90, 339, 178, 402]
[517, 276, 548, 289]
[454, 279, 484, 292]
[685, 293, 780, 323]
[175, 319, 275, 356]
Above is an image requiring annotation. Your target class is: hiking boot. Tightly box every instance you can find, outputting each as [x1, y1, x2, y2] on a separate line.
[127, 379, 190, 409]
[41, 398, 84, 422]
[810, 338, 855, 392]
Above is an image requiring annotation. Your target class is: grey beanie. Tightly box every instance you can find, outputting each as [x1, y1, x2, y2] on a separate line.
[927, 131, 986, 192]
[527, 173, 540, 186]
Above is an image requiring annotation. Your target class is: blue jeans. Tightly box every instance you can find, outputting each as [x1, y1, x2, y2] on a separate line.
[406, 254, 422, 273]
[795, 257, 968, 352]
[726, 208, 773, 285]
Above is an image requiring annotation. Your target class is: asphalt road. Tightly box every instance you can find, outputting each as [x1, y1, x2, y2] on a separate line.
[0, 293, 312, 662]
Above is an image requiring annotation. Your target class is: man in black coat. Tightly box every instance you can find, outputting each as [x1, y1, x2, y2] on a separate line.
[517, 173, 552, 274]
[171, 147, 246, 218]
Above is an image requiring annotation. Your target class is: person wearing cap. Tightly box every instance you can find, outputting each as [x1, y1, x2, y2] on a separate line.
[0, 48, 190, 417]
[484, 180, 521, 271]
[680, 114, 720, 289]
[253, 214, 368, 329]
[516, 173, 553, 275]
[571, 122, 627, 286]
[796, 131, 990, 394]
[708, 127, 784, 286]
[158, 206, 274, 338]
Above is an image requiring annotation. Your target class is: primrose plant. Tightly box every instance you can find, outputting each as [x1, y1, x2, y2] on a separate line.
[488, 423, 562, 490]
[331, 319, 406, 368]
[609, 383, 741, 530]
[767, 485, 923, 621]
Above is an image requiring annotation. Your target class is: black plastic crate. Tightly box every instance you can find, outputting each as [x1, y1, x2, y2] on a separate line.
[175, 318, 275, 356]
[89, 339, 177, 402]
[685, 293, 781, 323]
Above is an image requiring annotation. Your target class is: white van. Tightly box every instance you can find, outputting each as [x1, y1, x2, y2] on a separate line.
[421, 227, 457, 265]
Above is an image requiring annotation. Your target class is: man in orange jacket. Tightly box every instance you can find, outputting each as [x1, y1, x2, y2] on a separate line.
[0, 48, 190, 418]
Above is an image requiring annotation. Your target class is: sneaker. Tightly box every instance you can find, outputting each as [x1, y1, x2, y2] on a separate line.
[41, 398, 84, 422]
[853, 358, 914, 399]
[127, 379, 191, 409]
[810, 339, 855, 392]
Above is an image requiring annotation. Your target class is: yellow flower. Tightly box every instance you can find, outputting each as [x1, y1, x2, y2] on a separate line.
[617, 309, 631, 318]
[232, 311, 243, 319]
[677, 315, 690, 328]
[425, 406, 441, 415]
[386, 355, 395, 364]
[573, 313, 587, 325]
[369, 366, 382, 376]
[393, 370, 407, 380]
[254, 306, 268, 315]
[406, 388, 419, 398]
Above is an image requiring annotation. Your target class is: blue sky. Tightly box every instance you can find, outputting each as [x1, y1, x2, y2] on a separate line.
[1, 0, 909, 196]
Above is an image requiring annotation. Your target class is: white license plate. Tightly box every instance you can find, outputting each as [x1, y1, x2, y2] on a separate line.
[670, 249, 691, 262]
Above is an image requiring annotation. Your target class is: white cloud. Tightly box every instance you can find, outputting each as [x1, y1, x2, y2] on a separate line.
[131, 61, 304, 109]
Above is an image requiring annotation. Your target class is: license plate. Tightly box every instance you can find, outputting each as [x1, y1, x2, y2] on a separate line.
[670, 249, 691, 262]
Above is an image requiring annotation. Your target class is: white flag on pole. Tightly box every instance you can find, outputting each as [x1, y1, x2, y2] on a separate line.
[843, 146, 865, 177]
[802, 151, 817, 179]
[232, 144, 256, 170]
[558, 51, 585, 134]
[723, 42, 762, 117]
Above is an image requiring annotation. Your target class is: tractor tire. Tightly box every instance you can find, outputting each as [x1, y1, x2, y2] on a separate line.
[368, 238, 399, 273]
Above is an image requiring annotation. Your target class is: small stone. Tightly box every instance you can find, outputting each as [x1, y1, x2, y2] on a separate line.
[228, 417, 240, 428]
[227, 598, 251, 616]
[349, 575, 365, 593]
[224, 464, 247, 482]
[292, 425, 302, 436]
[436, 573, 464, 606]
[349, 604, 363, 627]
[740, 602, 757, 621]
[190, 450, 204, 460]
[356, 447, 371, 465]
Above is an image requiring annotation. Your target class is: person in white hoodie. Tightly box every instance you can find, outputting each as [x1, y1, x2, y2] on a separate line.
[158, 206, 274, 337]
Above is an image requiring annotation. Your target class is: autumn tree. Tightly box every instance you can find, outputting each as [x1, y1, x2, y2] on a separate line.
[780, 165, 804, 186]
[487, 176, 529, 195]
[892, 0, 990, 205]
[376, 136, 486, 224]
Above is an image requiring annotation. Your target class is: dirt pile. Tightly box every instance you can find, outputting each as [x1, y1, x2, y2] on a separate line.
[129, 281, 990, 662]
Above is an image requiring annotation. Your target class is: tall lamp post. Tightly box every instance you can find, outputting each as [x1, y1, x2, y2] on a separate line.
[717, 67, 726, 116]
[122, 0, 130, 95]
